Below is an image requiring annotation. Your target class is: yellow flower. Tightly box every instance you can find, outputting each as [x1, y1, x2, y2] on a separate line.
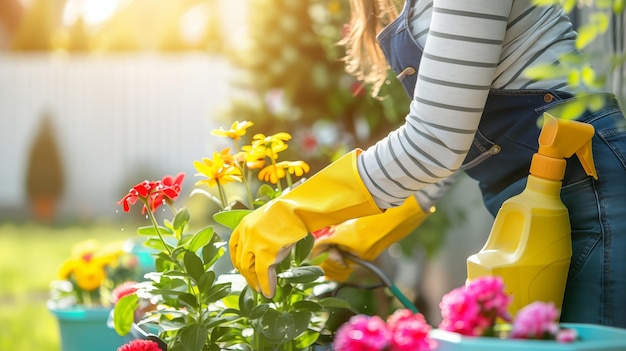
[250, 132, 291, 159]
[217, 147, 235, 166]
[58, 240, 121, 291]
[279, 160, 311, 177]
[258, 161, 310, 184]
[238, 147, 266, 170]
[258, 164, 287, 185]
[327, 0, 342, 14]
[194, 151, 242, 188]
[211, 120, 254, 140]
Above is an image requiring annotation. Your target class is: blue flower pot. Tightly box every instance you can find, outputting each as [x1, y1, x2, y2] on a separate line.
[430, 323, 626, 351]
[49, 306, 129, 351]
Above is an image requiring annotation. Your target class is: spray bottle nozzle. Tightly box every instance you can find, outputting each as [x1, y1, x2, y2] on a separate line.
[529, 113, 598, 181]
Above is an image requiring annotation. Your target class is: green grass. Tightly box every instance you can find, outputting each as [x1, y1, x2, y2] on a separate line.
[0, 222, 137, 351]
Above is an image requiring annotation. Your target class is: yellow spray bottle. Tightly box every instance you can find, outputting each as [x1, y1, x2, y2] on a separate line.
[466, 113, 598, 316]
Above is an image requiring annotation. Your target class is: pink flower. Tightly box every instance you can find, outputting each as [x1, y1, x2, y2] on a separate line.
[438, 276, 511, 336]
[334, 314, 391, 351]
[556, 328, 578, 343]
[438, 286, 483, 335]
[510, 301, 560, 339]
[111, 281, 139, 304]
[465, 275, 511, 320]
[117, 339, 161, 351]
[387, 309, 436, 351]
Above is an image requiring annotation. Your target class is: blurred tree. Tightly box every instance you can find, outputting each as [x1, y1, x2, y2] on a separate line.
[528, 0, 625, 113]
[93, 0, 224, 53]
[0, 0, 24, 47]
[10, 0, 60, 51]
[221, 0, 410, 171]
[25, 112, 66, 222]
[8, 0, 226, 53]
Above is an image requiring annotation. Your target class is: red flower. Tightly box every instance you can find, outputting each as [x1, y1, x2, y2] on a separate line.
[311, 226, 335, 240]
[350, 81, 366, 97]
[117, 339, 161, 351]
[147, 173, 185, 212]
[117, 173, 185, 214]
[300, 131, 319, 155]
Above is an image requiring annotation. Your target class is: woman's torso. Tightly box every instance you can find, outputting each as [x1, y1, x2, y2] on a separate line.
[408, 0, 580, 93]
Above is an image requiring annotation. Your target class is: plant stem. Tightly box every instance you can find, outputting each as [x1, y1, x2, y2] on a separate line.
[239, 163, 255, 209]
[271, 158, 282, 193]
[143, 199, 173, 257]
[216, 181, 228, 209]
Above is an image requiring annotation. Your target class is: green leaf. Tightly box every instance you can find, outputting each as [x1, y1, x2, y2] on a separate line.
[292, 300, 322, 312]
[161, 270, 189, 279]
[188, 226, 215, 252]
[172, 246, 187, 261]
[278, 266, 324, 283]
[261, 309, 296, 344]
[203, 315, 235, 330]
[294, 329, 320, 349]
[173, 207, 191, 232]
[238, 285, 256, 317]
[137, 225, 173, 236]
[576, 23, 598, 50]
[257, 184, 281, 202]
[179, 292, 199, 310]
[112, 294, 139, 336]
[523, 63, 564, 81]
[294, 233, 315, 265]
[151, 288, 195, 297]
[318, 297, 354, 310]
[249, 303, 270, 319]
[180, 323, 208, 351]
[202, 282, 231, 304]
[201, 238, 227, 269]
[184, 251, 205, 283]
[213, 209, 252, 230]
[198, 271, 216, 294]
[155, 252, 177, 265]
[290, 311, 312, 339]
[144, 237, 170, 252]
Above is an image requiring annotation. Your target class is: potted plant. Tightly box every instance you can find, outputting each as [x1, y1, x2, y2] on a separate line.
[113, 121, 353, 351]
[332, 275, 626, 351]
[48, 239, 144, 351]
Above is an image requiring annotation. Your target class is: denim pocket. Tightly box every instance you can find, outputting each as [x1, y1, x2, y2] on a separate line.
[593, 110, 626, 172]
[561, 177, 602, 280]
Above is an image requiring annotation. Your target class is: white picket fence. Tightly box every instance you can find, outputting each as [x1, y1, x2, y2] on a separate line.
[0, 53, 236, 220]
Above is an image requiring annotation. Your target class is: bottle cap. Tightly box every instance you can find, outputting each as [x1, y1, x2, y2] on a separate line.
[529, 113, 598, 181]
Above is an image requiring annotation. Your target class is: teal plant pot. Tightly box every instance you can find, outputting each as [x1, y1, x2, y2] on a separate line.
[430, 323, 626, 351]
[49, 306, 129, 351]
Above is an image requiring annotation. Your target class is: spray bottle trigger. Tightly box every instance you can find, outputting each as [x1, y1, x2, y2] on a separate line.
[576, 141, 598, 180]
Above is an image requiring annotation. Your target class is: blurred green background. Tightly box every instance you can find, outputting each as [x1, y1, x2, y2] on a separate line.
[0, 223, 131, 350]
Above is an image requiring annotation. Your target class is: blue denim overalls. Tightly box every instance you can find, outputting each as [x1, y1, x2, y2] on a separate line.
[377, 1, 626, 328]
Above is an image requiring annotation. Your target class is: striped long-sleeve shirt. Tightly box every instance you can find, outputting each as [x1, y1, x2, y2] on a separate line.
[358, 0, 582, 209]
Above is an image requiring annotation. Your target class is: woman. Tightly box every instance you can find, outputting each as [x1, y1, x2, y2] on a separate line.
[229, 0, 626, 328]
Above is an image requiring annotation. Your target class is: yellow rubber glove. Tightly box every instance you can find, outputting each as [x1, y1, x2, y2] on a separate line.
[312, 195, 431, 282]
[229, 149, 382, 298]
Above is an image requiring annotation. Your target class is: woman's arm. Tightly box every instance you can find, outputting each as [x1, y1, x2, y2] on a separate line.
[359, 0, 514, 208]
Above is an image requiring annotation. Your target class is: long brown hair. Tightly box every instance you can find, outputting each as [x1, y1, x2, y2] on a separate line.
[341, 0, 401, 96]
